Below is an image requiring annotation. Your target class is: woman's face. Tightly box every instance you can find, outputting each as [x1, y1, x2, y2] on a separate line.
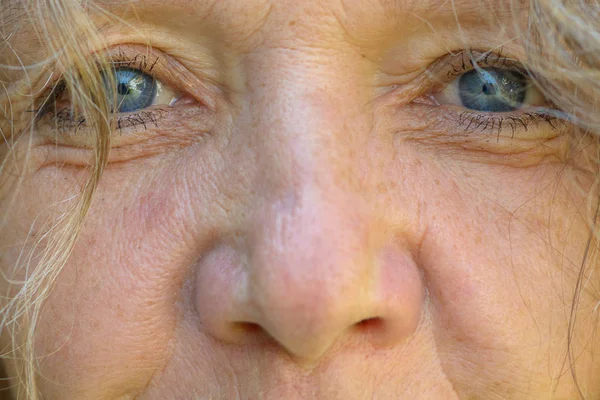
[2, 0, 600, 398]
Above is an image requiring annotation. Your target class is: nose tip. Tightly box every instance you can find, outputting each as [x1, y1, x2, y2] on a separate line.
[243, 241, 424, 362]
[193, 200, 425, 363]
[243, 280, 422, 363]
[245, 278, 379, 361]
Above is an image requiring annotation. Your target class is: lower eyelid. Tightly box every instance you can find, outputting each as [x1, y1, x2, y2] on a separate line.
[42, 104, 215, 147]
[404, 102, 564, 138]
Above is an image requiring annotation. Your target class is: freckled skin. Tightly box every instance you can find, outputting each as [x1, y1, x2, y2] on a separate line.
[1, 1, 600, 399]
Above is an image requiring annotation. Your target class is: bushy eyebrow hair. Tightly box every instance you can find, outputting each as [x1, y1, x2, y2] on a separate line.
[0, 0, 529, 27]
[378, 0, 530, 16]
[0, 0, 16, 16]
[0, 0, 25, 29]
[32, 0, 530, 18]
[0, 0, 531, 41]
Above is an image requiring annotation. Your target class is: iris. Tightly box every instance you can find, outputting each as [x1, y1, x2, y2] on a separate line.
[458, 67, 527, 112]
[106, 68, 157, 113]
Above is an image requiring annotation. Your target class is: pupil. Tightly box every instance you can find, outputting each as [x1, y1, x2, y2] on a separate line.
[458, 68, 527, 113]
[482, 82, 496, 96]
[117, 83, 130, 95]
[104, 68, 158, 113]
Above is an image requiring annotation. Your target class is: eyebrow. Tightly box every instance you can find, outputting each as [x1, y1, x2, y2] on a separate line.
[0, 0, 530, 51]
[83, 0, 529, 20]
[0, 1, 26, 28]
[399, 0, 529, 12]
[1, 0, 527, 29]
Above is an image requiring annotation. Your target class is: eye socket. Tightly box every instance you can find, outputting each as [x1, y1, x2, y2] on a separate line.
[433, 67, 546, 113]
[104, 67, 178, 113]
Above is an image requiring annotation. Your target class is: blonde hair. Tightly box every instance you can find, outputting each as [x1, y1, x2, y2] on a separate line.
[1, 2, 113, 398]
[0, 0, 599, 399]
[525, 2, 600, 398]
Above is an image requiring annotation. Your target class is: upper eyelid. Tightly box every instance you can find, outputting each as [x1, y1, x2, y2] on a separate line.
[103, 50, 181, 96]
[103, 46, 221, 108]
[376, 49, 554, 119]
[34, 45, 217, 111]
[409, 51, 535, 103]
[428, 50, 530, 86]
[35, 47, 535, 116]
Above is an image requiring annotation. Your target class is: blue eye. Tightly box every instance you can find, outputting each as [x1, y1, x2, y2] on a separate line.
[106, 68, 158, 113]
[458, 67, 527, 112]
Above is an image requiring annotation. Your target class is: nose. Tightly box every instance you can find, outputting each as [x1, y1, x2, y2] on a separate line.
[193, 50, 425, 363]
[250, 187, 425, 361]
[195, 185, 425, 362]
[195, 150, 425, 364]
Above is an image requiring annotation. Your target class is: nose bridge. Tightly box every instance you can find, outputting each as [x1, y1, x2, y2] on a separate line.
[243, 45, 371, 193]
[193, 45, 425, 363]
[234, 47, 387, 359]
[246, 170, 376, 360]
[244, 45, 374, 297]
[249, 181, 372, 308]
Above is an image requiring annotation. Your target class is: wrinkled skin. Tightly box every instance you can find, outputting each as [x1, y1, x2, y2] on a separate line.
[1, 0, 600, 399]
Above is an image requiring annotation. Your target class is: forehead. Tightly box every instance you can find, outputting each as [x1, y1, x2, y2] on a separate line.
[0, 0, 524, 19]
[93, 0, 527, 48]
[91, 0, 525, 11]
[0, 0, 530, 77]
[91, 0, 524, 18]
[1, 0, 528, 35]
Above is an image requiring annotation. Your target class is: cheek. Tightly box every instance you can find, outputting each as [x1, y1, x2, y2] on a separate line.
[31, 181, 185, 397]
[16, 154, 226, 397]
[418, 158, 596, 391]
[1, 123, 598, 398]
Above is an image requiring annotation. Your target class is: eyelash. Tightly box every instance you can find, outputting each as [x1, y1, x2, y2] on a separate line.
[34, 49, 563, 137]
[456, 111, 558, 137]
[446, 49, 519, 77]
[429, 50, 562, 136]
[33, 53, 169, 133]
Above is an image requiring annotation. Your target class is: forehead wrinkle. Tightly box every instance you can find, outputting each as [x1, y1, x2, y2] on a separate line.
[333, 0, 528, 48]
[93, 0, 268, 22]
[93, 0, 276, 47]
[94, 0, 214, 19]
[378, 0, 530, 15]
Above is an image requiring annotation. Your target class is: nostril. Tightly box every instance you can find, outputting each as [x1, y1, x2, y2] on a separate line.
[229, 322, 275, 345]
[356, 317, 384, 333]
[234, 322, 264, 335]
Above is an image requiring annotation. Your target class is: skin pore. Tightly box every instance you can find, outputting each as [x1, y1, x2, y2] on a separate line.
[1, 0, 600, 398]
